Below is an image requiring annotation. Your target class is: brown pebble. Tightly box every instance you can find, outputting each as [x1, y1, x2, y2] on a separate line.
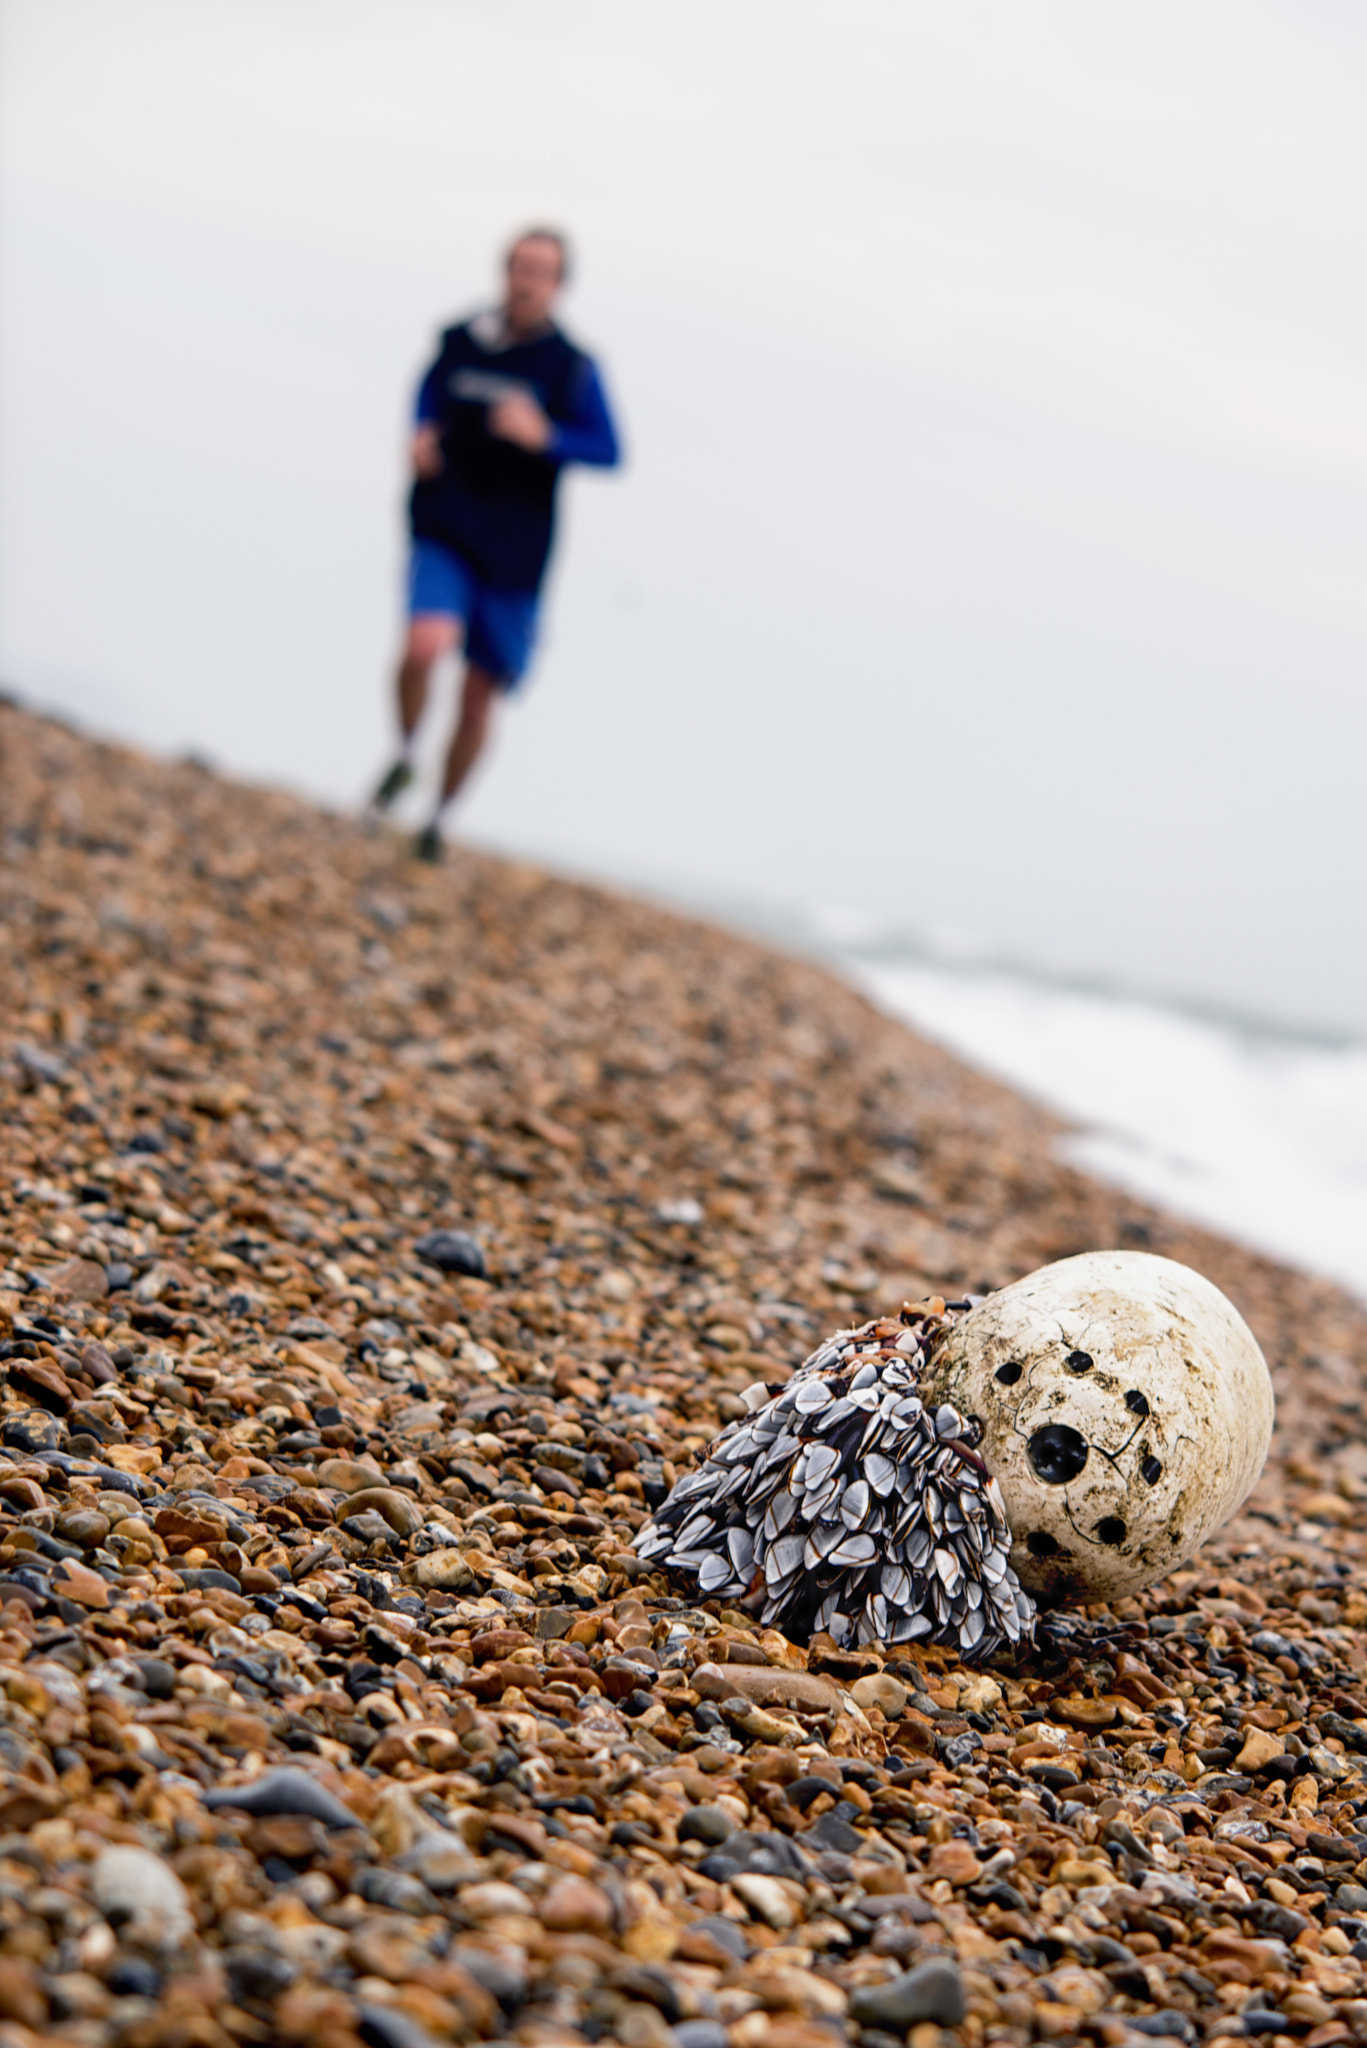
[46, 1258, 108, 1302]
[51, 1560, 108, 1608]
[539, 1876, 614, 1933]
[927, 1839, 981, 1885]
[691, 1663, 844, 1713]
[0, 1956, 47, 2027]
[332, 1486, 423, 1536]
[1235, 1726, 1285, 1770]
[850, 1673, 908, 1719]
[317, 1457, 386, 1494]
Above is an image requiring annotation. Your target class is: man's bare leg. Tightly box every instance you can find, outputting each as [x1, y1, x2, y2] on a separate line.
[414, 663, 500, 861]
[440, 663, 500, 806]
[372, 614, 460, 809]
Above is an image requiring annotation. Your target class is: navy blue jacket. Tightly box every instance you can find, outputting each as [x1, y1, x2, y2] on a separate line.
[409, 311, 620, 593]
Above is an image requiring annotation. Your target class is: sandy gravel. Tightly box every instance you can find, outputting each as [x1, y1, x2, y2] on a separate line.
[3, 699, 1367, 2048]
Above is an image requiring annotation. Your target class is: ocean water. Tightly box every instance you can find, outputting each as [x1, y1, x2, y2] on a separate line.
[822, 929, 1367, 1304]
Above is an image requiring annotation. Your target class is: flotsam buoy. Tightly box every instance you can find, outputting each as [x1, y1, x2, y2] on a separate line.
[920, 1249, 1274, 1604]
[634, 1249, 1273, 1656]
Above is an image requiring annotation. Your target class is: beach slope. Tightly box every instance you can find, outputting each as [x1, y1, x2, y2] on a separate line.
[3, 699, 1367, 2046]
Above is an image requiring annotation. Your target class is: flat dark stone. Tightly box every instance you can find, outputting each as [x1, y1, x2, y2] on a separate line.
[677, 1805, 734, 1846]
[2, 1416, 64, 1454]
[851, 1959, 966, 2029]
[686, 1914, 749, 1960]
[174, 1568, 243, 1595]
[237, 1475, 300, 1501]
[201, 1767, 365, 1831]
[134, 1659, 176, 1700]
[358, 2005, 444, 2048]
[1127, 2015, 1198, 2043]
[714, 1828, 813, 1877]
[1031, 1760, 1082, 1790]
[786, 1773, 841, 1811]
[446, 1945, 527, 2005]
[356, 1998, 440, 2048]
[804, 1808, 864, 1855]
[412, 1230, 485, 1277]
[1308, 1828, 1363, 1862]
[856, 1893, 939, 1921]
[0, 1579, 46, 1611]
[672, 2024, 728, 2048]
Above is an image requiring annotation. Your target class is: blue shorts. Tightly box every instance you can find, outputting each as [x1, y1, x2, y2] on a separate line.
[406, 539, 540, 689]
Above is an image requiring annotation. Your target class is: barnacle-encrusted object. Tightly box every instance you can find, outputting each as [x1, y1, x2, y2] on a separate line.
[635, 1299, 1033, 1658]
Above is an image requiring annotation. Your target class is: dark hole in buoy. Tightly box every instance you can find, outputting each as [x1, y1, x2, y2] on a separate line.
[1097, 1516, 1127, 1545]
[1125, 1390, 1150, 1416]
[1026, 1531, 1059, 1557]
[995, 1361, 1023, 1386]
[1028, 1424, 1088, 1484]
[1141, 1454, 1162, 1485]
[1066, 1350, 1093, 1374]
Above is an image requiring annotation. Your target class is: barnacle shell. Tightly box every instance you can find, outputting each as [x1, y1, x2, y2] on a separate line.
[920, 1249, 1273, 1602]
[635, 1301, 1032, 1658]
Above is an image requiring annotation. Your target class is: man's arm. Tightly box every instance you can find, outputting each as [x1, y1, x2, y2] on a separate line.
[414, 360, 444, 424]
[547, 359, 621, 467]
[489, 358, 622, 465]
[411, 358, 445, 476]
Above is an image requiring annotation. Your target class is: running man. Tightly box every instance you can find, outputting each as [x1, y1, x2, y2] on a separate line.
[372, 228, 622, 860]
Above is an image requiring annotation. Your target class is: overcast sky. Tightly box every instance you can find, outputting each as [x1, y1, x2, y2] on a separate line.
[3, 1, 1367, 1032]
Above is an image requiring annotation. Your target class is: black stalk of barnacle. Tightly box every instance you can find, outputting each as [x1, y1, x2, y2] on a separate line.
[634, 1300, 1035, 1658]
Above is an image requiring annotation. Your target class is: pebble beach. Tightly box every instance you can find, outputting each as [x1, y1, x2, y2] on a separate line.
[6, 698, 1367, 2048]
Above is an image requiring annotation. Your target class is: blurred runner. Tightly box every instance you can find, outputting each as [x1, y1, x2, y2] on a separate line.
[372, 228, 622, 861]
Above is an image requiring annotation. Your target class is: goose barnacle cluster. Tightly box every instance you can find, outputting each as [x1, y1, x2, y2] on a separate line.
[634, 1299, 1034, 1657]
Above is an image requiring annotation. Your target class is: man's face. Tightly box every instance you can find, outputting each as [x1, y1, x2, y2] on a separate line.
[504, 237, 564, 333]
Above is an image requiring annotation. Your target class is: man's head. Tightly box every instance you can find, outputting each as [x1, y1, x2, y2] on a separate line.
[503, 228, 569, 336]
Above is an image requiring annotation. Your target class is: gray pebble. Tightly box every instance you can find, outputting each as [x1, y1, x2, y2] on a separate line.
[395, 1831, 482, 1891]
[225, 1946, 296, 2004]
[676, 1804, 734, 1846]
[357, 2005, 444, 2048]
[719, 1828, 812, 1877]
[448, 1942, 528, 2003]
[412, 1230, 485, 1277]
[804, 1808, 864, 1855]
[686, 1914, 749, 1960]
[850, 1958, 966, 2030]
[133, 1658, 176, 1700]
[673, 2025, 729, 2048]
[173, 1567, 242, 1594]
[341, 1510, 401, 1548]
[202, 1767, 364, 1831]
[356, 1867, 435, 1915]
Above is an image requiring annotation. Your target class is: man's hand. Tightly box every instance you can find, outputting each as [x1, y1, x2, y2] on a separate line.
[411, 424, 444, 478]
[489, 391, 553, 453]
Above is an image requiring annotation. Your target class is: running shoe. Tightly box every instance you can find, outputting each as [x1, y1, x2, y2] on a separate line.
[414, 823, 443, 864]
[371, 759, 414, 811]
